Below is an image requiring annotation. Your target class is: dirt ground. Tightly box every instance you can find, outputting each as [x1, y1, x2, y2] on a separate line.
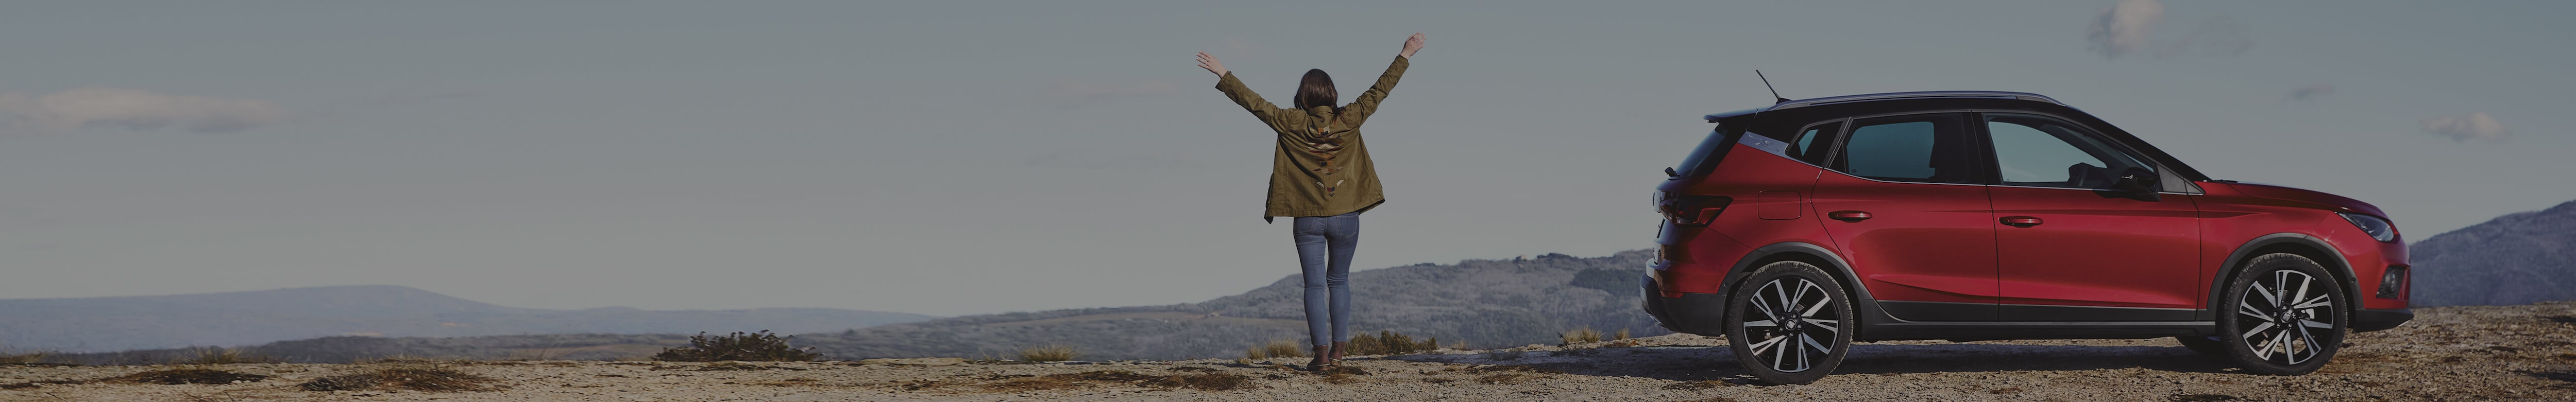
[6, 302, 2572, 401]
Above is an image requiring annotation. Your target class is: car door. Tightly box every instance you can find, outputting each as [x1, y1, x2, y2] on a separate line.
[1980, 113, 2201, 321]
[1809, 113, 1999, 321]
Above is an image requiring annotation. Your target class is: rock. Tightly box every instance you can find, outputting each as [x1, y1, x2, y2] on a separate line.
[855, 357, 966, 366]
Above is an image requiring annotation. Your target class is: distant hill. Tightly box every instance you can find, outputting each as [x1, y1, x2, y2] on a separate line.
[796, 251, 1664, 361]
[0, 285, 934, 353]
[2410, 200, 2576, 306]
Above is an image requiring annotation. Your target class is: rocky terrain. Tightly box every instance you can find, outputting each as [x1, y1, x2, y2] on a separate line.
[801, 251, 1668, 361]
[7, 302, 2570, 401]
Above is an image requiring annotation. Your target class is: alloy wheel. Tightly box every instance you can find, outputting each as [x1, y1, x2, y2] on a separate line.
[1741, 277, 1839, 373]
[2232, 269, 2337, 365]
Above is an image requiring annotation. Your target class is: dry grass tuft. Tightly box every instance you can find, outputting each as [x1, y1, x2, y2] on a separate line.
[1018, 344, 1079, 362]
[1561, 327, 1604, 345]
[1348, 330, 1440, 356]
[1245, 339, 1307, 359]
[112, 369, 270, 384]
[299, 366, 503, 392]
[1154, 373, 1250, 390]
[177, 347, 279, 364]
[1615, 328, 1632, 340]
[1476, 372, 1530, 384]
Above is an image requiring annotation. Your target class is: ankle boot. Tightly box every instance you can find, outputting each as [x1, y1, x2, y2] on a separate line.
[1329, 341, 1349, 365]
[1307, 345, 1333, 372]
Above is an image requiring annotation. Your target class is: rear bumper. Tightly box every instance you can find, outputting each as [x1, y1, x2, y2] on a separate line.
[1641, 274, 1728, 336]
[2351, 307, 2413, 333]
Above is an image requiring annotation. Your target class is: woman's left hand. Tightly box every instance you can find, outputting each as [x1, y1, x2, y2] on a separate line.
[1197, 52, 1229, 77]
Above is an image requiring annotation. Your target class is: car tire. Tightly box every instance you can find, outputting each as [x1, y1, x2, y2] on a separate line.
[1724, 260, 1854, 385]
[2215, 253, 2349, 375]
[2173, 335, 2229, 356]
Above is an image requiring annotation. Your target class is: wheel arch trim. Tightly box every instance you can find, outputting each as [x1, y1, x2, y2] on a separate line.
[1724, 241, 1875, 302]
[2201, 233, 2363, 322]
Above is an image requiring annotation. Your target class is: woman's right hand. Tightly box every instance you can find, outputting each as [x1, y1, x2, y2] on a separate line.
[1197, 51, 1229, 77]
[1399, 32, 1425, 59]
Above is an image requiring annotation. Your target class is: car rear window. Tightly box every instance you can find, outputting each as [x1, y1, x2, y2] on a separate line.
[1674, 125, 1741, 177]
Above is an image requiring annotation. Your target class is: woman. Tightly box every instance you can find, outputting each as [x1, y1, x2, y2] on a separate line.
[1196, 32, 1423, 371]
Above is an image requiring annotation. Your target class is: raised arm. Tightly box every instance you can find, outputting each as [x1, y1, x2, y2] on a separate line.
[1342, 33, 1423, 126]
[1204, 51, 1293, 129]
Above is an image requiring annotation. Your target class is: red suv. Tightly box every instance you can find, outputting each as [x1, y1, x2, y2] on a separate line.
[1640, 92, 2412, 384]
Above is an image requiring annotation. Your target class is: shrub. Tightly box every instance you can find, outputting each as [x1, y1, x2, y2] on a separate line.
[1615, 328, 1632, 340]
[299, 366, 501, 392]
[0, 349, 49, 364]
[653, 331, 819, 362]
[1018, 345, 1078, 362]
[1561, 327, 1603, 345]
[1244, 339, 1306, 359]
[1347, 330, 1438, 356]
[178, 347, 279, 364]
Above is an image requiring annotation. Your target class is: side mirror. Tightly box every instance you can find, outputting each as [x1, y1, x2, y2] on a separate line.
[2114, 167, 2161, 201]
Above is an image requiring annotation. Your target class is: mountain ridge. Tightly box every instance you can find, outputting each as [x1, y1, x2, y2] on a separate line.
[2408, 199, 2576, 306]
[0, 285, 934, 353]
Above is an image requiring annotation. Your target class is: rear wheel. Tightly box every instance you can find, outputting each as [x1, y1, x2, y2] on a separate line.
[2216, 253, 2348, 375]
[1723, 260, 1853, 385]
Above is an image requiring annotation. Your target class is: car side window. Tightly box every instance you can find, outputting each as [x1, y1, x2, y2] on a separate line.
[1832, 114, 1972, 184]
[1786, 122, 1841, 165]
[1984, 114, 2155, 189]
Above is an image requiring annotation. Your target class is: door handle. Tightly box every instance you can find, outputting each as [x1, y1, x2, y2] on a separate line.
[1828, 211, 1873, 222]
[2000, 216, 2044, 228]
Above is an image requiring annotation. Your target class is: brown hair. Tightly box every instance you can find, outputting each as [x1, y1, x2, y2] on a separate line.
[1294, 69, 1337, 111]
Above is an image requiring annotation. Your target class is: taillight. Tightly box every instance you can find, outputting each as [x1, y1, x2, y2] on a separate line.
[1658, 194, 1733, 226]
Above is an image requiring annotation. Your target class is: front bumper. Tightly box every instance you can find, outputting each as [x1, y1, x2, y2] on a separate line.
[1641, 274, 1728, 336]
[2351, 307, 2413, 333]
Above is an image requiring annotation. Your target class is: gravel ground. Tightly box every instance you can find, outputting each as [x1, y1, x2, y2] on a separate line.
[6, 302, 2572, 401]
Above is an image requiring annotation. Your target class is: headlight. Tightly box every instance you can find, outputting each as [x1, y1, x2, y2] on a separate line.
[2339, 213, 2397, 242]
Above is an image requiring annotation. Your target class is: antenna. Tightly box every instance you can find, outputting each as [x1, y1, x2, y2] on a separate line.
[1757, 70, 1789, 104]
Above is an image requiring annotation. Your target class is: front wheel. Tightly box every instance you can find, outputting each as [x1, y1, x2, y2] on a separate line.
[1723, 260, 1854, 385]
[2216, 253, 2349, 375]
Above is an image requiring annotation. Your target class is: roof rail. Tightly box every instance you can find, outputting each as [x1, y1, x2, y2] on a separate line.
[1771, 91, 2062, 110]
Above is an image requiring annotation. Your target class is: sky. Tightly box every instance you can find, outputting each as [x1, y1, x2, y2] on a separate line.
[1, 1, 2569, 317]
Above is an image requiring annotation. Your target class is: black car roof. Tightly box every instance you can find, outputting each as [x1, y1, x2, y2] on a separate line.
[1704, 91, 2064, 122]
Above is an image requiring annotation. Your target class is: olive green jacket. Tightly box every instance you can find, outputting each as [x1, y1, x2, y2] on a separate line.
[1216, 57, 1409, 221]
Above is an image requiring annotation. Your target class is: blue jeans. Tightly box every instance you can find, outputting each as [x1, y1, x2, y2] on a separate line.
[1292, 212, 1360, 347]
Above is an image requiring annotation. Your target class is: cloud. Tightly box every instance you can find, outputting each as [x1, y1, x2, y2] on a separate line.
[0, 88, 290, 134]
[2086, 0, 2164, 59]
[2287, 83, 2336, 100]
[1038, 81, 1178, 105]
[2157, 15, 2252, 58]
[2421, 112, 2509, 143]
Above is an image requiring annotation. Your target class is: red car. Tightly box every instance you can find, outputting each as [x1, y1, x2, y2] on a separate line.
[1640, 91, 2412, 384]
